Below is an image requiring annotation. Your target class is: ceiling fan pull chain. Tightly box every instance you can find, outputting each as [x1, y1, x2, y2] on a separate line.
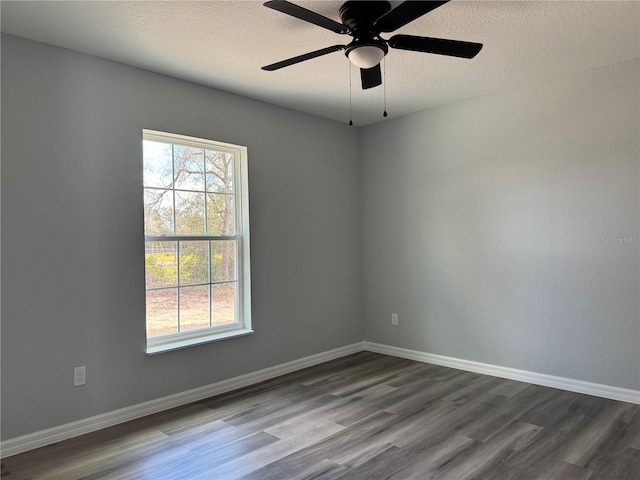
[349, 60, 353, 126]
[383, 57, 388, 118]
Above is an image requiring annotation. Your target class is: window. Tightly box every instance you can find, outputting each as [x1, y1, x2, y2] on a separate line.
[142, 130, 252, 353]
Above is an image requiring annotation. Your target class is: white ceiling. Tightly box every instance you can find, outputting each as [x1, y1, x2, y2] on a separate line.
[1, 1, 638, 126]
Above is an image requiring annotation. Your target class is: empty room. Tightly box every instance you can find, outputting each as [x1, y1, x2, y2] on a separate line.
[1, 1, 638, 479]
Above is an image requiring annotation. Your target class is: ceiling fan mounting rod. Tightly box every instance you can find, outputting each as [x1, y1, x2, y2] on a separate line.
[339, 1, 391, 31]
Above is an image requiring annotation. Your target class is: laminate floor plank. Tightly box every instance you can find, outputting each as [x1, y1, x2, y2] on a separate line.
[188, 421, 344, 480]
[160, 418, 233, 444]
[2, 426, 172, 479]
[489, 378, 532, 398]
[386, 434, 477, 480]
[576, 405, 640, 477]
[390, 392, 506, 449]
[382, 373, 483, 416]
[563, 401, 637, 467]
[125, 404, 226, 434]
[431, 421, 543, 480]
[328, 438, 395, 469]
[599, 406, 640, 455]
[517, 388, 581, 427]
[459, 384, 553, 442]
[440, 375, 505, 405]
[162, 421, 269, 458]
[237, 452, 350, 480]
[534, 461, 593, 480]
[263, 416, 345, 443]
[381, 362, 443, 388]
[17, 432, 189, 480]
[195, 388, 303, 429]
[206, 383, 314, 420]
[188, 428, 279, 460]
[325, 383, 398, 426]
[326, 362, 413, 398]
[423, 364, 471, 382]
[365, 380, 437, 412]
[273, 458, 349, 480]
[3, 352, 638, 480]
[569, 393, 610, 418]
[476, 410, 588, 479]
[301, 354, 406, 390]
[625, 408, 640, 450]
[238, 412, 401, 479]
[588, 446, 640, 480]
[332, 445, 407, 480]
[223, 391, 339, 432]
[80, 444, 202, 480]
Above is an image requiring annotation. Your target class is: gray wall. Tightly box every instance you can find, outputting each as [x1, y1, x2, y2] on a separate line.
[360, 58, 640, 390]
[1, 35, 362, 440]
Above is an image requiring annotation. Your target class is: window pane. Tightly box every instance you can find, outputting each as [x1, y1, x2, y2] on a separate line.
[211, 241, 236, 282]
[145, 242, 177, 288]
[212, 282, 236, 326]
[146, 289, 178, 337]
[143, 140, 173, 188]
[179, 286, 210, 331]
[175, 191, 205, 234]
[144, 188, 174, 235]
[179, 241, 209, 286]
[174, 146, 205, 191]
[205, 150, 234, 193]
[207, 194, 235, 235]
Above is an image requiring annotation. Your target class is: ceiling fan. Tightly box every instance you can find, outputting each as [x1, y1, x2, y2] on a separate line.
[262, 0, 483, 90]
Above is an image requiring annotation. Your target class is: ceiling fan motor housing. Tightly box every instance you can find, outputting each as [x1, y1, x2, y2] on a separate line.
[340, 1, 391, 63]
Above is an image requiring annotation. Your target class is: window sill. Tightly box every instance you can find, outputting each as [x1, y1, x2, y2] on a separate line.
[146, 328, 254, 355]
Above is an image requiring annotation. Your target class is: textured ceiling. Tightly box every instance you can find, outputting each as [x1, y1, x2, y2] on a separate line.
[1, 1, 638, 126]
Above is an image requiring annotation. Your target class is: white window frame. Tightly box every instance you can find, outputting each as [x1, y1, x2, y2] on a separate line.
[143, 129, 252, 354]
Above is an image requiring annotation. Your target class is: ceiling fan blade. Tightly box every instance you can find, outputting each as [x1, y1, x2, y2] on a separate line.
[389, 35, 483, 58]
[264, 0, 347, 34]
[262, 45, 345, 71]
[374, 1, 449, 33]
[360, 65, 382, 90]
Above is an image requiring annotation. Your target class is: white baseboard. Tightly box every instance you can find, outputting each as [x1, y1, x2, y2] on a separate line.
[0, 342, 365, 458]
[363, 341, 640, 405]
[4, 340, 638, 458]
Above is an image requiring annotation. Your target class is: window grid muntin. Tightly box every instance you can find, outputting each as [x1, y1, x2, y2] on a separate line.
[146, 280, 237, 292]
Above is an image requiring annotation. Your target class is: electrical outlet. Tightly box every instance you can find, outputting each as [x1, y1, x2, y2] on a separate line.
[391, 313, 398, 326]
[74, 366, 86, 387]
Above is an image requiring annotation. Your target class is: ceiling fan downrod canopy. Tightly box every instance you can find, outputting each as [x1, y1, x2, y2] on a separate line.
[261, 0, 483, 90]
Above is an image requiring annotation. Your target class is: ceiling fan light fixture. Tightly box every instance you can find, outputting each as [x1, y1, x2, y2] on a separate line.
[347, 45, 385, 69]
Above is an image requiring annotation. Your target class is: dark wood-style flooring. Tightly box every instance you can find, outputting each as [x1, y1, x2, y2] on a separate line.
[2, 352, 639, 479]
